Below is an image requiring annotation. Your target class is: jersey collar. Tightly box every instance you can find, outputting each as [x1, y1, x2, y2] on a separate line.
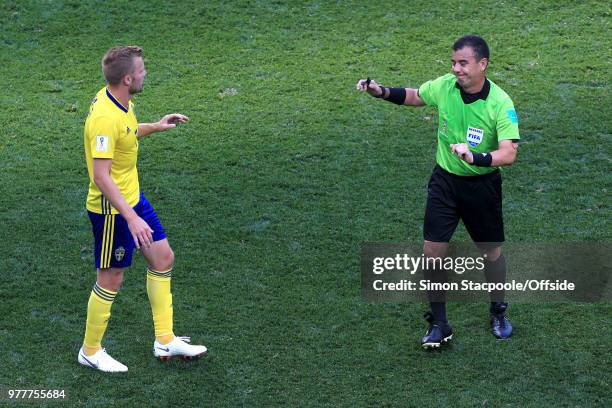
[455, 78, 490, 104]
[105, 88, 129, 113]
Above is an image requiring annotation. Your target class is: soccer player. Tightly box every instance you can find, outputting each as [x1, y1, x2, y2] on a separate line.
[79, 46, 207, 372]
[356, 35, 519, 349]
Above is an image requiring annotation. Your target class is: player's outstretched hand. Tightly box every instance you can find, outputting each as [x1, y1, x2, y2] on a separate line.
[450, 143, 474, 163]
[356, 78, 384, 97]
[127, 216, 154, 250]
[158, 113, 189, 131]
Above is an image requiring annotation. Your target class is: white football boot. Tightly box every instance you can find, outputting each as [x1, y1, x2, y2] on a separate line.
[78, 347, 128, 372]
[153, 336, 207, 360]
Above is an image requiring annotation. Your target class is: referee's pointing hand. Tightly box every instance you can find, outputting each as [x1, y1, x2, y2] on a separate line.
[356, 78, 384, 98]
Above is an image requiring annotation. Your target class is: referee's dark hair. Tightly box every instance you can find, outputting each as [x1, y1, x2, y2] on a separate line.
[453, 35, 490, 61]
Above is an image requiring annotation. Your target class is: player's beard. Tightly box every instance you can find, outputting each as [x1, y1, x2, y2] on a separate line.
[129, 81, 143, 95]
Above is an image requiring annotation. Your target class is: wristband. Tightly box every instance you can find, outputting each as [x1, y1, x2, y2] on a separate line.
[385, 87, 406, 105]
[375, 86, 386, 98]
[471, 152, 493, 167]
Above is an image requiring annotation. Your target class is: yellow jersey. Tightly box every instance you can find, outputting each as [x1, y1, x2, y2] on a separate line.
[84, 87, 140, 214]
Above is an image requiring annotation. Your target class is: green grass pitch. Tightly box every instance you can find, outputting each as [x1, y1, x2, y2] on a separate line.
[0, 0, 610, 406]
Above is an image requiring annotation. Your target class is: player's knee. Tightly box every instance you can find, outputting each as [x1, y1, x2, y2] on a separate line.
[165, 248, 175, 269]
[98, 268, 124, 292]
[151, 247, 174, 271]
[110, 269, 124, 288]
[113, 274, 124, 289]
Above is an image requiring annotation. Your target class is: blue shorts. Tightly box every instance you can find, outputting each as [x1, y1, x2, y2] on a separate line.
[88, 193, 167, 269]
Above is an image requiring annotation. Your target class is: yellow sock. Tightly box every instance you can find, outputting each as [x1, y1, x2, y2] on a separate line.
[83, 283, 117, 356]
[147, 268, 174, 344]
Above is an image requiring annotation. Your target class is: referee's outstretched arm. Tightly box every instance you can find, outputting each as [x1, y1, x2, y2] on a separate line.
[356, 78, 425, 106]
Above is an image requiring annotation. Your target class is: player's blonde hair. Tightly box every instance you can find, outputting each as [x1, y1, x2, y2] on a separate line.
[101, 46, 143, 85]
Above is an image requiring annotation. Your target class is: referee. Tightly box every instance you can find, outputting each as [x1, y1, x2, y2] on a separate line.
[357, 35, 519, 349]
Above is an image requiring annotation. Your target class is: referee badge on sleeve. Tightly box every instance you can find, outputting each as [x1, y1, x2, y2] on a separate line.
[506, 109, 519, 124]
[466, 127, 484, 147]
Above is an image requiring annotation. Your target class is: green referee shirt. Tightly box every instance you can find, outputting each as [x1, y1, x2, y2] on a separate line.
[418, 73, 520, 176]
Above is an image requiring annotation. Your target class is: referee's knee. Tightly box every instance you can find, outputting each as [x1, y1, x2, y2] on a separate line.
[482, 247, 502, 262]
[423, 241, 449, 259]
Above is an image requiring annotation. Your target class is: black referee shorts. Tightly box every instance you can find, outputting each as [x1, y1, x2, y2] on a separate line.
[424, 165, 504, 244]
